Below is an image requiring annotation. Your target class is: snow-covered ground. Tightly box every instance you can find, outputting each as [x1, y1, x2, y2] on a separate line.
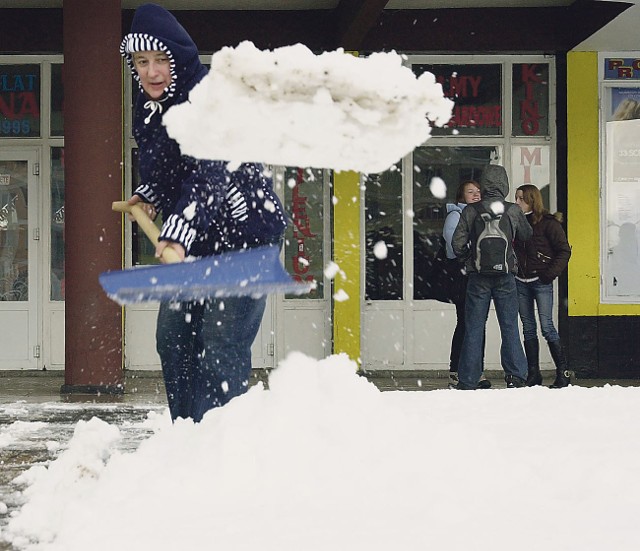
[1, 352, 640, 550]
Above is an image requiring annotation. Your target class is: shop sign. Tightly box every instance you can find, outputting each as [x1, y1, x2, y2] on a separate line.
[605, 58, 640, 80]
[412, 64, 502, 136]
[0, 65, 40, 137]
[512, 64, 549, 137]
[284, 167, 324, 298]
[510, 145, 550, 189]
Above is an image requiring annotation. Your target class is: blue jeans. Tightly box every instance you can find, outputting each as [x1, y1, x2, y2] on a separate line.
[156, 294, 267, 422]
[516, 279, 560, 343]
[458, 273, 528, 388]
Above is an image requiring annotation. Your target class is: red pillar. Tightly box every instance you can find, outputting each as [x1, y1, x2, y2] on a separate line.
[62, 0, 123, 394]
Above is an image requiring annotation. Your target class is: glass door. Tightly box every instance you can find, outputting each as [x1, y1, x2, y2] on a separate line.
[0, 149, 39, 369]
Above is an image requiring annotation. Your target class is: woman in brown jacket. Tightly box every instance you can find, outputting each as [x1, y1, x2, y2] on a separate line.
[514, 184, 572, 388]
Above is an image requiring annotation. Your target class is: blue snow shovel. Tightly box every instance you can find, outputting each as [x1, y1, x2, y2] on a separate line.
[99, 201, 313, 305]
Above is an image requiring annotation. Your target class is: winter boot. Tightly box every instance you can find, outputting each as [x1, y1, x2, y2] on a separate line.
[477, 372, 492, 389]
[548, 339, 571, 388]
[505, 374, 526, 388]
[523, 338, 542, 387]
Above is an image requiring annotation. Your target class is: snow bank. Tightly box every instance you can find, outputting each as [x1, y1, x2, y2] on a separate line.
[163, 41, 453, 173]
[4, 353, 640, 550]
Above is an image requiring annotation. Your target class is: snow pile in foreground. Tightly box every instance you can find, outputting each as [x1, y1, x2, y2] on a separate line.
[163, 41, 453, 173]
[4, 352, 640, 550]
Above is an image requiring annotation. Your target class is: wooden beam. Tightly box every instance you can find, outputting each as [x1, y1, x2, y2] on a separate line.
[332, 0, 389, 50]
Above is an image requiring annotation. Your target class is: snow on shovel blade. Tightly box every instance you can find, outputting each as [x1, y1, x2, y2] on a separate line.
[99, 245, 313, 305]
[163, 41, 453, 173]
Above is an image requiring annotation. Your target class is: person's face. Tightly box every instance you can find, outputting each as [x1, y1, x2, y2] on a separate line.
[515, 189, 531, 212]
[463, 184, 481, 204]
[133, 50, 172, 100]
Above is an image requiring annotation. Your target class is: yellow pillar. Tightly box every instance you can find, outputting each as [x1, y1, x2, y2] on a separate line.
[567, 51, 600, 316]
[332, 170, 361, 364]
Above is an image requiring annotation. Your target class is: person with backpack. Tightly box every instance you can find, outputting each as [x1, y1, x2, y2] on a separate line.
[514, 184, 572, 388]
[442, 180, 491, 389]
[452, 165, 532, 389]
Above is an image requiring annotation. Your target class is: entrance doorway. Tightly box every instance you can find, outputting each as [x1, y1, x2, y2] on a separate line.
[0, 149, 39, 369]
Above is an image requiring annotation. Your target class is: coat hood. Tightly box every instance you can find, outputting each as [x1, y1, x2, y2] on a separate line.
[479, 164, 509, 200]
[120, 3, 202, 101]
[446, 202, 465, 214]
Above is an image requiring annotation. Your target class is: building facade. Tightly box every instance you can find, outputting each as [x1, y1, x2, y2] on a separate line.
[0, 1, 636, 390]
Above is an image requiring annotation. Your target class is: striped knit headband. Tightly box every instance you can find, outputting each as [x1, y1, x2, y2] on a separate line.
[120, 33, 177, 98]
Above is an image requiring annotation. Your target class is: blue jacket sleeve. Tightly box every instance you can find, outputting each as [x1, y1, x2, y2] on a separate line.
[443, 210, 461, 259]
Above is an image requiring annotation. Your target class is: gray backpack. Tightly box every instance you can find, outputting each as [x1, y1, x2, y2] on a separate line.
[471, 202, 511, 275]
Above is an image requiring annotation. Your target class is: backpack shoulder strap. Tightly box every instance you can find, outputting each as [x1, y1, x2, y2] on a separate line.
[471, 201, 490, 216]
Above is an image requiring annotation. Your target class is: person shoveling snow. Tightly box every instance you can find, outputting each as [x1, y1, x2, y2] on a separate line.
[110, 3, 452, 424]
[119, 3, 289, 423]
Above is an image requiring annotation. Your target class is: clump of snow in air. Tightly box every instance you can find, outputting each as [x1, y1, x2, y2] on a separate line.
[163, 41, 453, 173]
[4, 353, 640, 550]
[333, 289, 350, 302]
[490, 200, 505, 214]
[373, 240, 388, 259]
[429, 176, 447, 199]
[182, 201, 197, 221]
[323, 261, 341, 280]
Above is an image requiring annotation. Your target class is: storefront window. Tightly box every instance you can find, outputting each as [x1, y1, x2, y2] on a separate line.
[412, 146, 500, 300]
[512, 63, 549, 137]
[283, 167, 325, 299]
[413, 63, 502, 136]
[603, 86, 640, 300]
[50, 148, 65, 300]
[365, 165, 403, 300]
[51, 63, 64, 137]
[0, 160, 28, 301]
[0, 64, 40, 138]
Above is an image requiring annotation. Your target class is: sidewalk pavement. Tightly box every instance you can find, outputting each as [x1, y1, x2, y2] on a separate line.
[2, 368, 640, 402]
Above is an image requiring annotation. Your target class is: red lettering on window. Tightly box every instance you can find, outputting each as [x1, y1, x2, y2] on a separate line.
[618, 67, 633, 78]
[608, 59, 624, 70]
[17, 92, 39, 118]
[0, 91, 39, 120]
[520, 147, 542, 184]
[0, 94, 15, 118]
[521, 64, 542, 84]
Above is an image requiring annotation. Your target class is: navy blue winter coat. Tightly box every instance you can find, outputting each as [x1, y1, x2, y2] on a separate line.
[120, 3, 287, 257]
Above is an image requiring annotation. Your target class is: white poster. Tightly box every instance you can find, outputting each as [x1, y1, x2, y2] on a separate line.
[511, 145, 551, 189]
[604, 119, 640, 300]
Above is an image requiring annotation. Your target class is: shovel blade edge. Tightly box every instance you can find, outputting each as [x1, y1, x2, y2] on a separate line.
[99, 245, 313, 305]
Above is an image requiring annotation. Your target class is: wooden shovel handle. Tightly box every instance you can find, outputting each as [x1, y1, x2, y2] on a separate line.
[112, 201, 182, 264]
